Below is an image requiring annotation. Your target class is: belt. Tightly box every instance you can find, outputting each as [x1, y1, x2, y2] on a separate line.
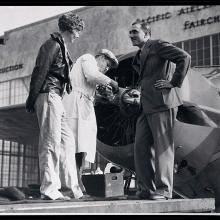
[39, 88, 62, 97]
[72, 87, 94, 102]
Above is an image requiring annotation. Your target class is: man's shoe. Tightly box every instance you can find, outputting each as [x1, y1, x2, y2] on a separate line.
[69, 191, 93, 200]
[82, 194, 92, 199]
[78, 194, 94, 201]
[149, 194, 167, 200]
[41, 195, 51, 200]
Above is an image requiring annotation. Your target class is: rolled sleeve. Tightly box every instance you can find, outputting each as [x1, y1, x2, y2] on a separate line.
[81, 54, 111, 85]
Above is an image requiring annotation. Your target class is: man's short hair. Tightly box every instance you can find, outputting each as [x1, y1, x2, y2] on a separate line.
[58, 12, 85, 33]
[132, 18, 151, 36]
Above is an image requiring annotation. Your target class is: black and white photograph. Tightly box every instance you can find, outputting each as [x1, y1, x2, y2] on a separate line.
[0, 5, 220, 215]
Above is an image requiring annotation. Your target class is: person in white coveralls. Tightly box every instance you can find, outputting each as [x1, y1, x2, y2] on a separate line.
[62, 49, 119, 195]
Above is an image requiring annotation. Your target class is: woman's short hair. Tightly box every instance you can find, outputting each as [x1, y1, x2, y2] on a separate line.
[58, 12, 85, 33]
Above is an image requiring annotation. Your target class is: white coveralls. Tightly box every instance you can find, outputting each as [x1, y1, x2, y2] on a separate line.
[62, 54, 111, 163]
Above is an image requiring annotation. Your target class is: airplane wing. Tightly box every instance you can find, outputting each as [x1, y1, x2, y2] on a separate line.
[0, 104, 39, 145]
[177, 101, 220, 128]
[1, 96, 220, 146]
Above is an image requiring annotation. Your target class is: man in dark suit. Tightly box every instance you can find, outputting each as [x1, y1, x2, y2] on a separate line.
[128, 18, 191, 200]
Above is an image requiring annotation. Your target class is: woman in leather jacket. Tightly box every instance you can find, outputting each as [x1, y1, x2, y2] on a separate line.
[26, 12, 86, 201]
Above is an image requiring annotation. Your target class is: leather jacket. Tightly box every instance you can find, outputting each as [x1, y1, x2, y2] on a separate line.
[26, 32, 73, 112]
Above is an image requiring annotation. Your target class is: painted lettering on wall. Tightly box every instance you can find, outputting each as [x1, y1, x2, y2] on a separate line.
[142, 5, 217, 30]
[143, 12, 172, 24]
[0, 64, 23, 74]
[184, 15, 220, 30]
[177, 5, 213, 16]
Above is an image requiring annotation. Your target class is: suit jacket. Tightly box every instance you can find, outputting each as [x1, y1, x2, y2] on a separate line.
[132, 39, 191, 114]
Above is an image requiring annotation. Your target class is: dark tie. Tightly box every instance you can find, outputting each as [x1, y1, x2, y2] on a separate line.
[136, 49, 141, 66]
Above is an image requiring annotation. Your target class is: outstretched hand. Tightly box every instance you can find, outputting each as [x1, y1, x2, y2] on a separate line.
[109, 80, 119, 93]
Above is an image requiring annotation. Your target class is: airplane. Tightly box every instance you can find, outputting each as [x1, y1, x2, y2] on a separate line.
[0, 50, 220, 211]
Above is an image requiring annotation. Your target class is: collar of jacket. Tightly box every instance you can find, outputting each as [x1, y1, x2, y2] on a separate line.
[50, 32, 73, 66]
[50, 32, 64, 45]
[50, 32, 73, 86]
[141, 39, 153, 53]
[139, 39, 153, 63]
[132, 39, 153, 73]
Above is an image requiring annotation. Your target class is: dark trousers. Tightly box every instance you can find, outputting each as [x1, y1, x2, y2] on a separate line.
[75, 152, 86, 193]
[134, 107, 177, 198]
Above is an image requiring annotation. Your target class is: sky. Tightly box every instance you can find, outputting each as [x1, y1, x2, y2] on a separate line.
[0, 6, 85, 36]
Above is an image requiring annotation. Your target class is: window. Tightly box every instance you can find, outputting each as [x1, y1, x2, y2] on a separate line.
[184, 41, 190, 54]
[0, 76, 30, 107]
[9, 142, 19, 186]
[213, 33, 220, 66]
[0, 140, 39, 187]
[204, 36, 211, 66]
[174, 33, 220, 67]
[24, 144, 39, 186]
[11, 78, 28, 105]
[173, 42, 182, 49]
[0, 81, 10, 106]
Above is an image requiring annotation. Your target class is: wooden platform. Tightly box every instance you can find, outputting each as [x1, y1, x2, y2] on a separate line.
[0, 198, 215, 214]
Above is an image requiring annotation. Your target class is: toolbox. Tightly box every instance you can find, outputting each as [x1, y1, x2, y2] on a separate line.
[82, 173, 124, 197]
